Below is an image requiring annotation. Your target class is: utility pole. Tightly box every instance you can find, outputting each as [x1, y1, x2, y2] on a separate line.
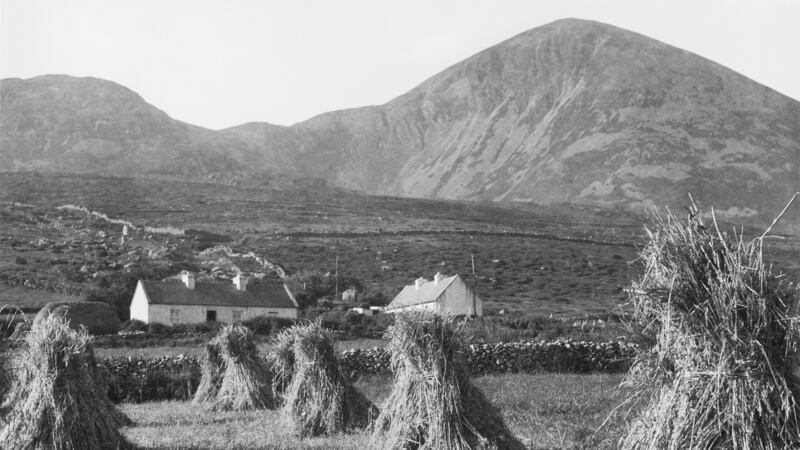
[471, 253, 475, 277]
[334, 255, 339, 301]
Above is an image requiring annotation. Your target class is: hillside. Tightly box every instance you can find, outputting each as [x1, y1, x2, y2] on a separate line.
[0, 172, 649, 317]
[2, 19, 799, 230]
[258, 18, 800, 228]
[0, 75, 262, 178]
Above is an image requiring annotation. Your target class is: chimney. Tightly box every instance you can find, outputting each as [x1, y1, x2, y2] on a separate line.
[233, 273, 248, 292]
[180, 271, 195, 289]
[414, 277, 426, 289]
[434, 272, 443, 285]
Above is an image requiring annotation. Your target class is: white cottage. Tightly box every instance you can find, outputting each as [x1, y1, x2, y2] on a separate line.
[385, 273, 482, 316]
[130, 271, 298, 324]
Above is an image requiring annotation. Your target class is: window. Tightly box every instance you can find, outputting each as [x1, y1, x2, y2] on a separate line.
[206, 310, 217, 322]
[268, 312, 278, 316]
[169, 309, 180, 324]
[232, 310, 243, 322]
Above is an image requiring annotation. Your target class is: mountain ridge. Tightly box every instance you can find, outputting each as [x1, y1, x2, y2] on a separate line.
[2, 18, 799, 230]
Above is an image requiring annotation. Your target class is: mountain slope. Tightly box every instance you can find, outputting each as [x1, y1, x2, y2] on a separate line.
[246, 19, 799, 224]
[2, 19, 799, 228]
[0, 75, 256, 176]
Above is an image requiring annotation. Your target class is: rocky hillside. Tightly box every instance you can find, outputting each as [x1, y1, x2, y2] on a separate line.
[255, 18, 799, 227]
[2, 19, 799, 229]
[0, 75, 259, 177]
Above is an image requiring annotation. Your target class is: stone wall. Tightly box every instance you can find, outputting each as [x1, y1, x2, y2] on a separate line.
[102, 338, 637, 403]
[338, 339, 637, 377]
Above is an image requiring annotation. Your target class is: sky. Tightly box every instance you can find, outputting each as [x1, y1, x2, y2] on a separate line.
[1, 0, 798, 130]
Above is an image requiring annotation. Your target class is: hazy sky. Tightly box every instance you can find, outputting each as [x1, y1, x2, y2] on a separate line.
[1, 0, 798, 130]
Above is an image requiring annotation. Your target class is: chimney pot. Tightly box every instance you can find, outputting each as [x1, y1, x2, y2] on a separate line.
[180, 271, 195, 289]
[233, 273, 248, 291]
[434, 272, 443, 285]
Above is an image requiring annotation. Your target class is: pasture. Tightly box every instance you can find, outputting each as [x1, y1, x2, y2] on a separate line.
[121, 373, 628, 449]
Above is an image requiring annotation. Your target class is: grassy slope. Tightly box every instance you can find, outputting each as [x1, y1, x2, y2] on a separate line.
[0, 172, 645, 318]
[121, 373, 628, 449]
[0, 172, 643, 236]
[2, 173, 797, 318]
[260, 234, 638, 317]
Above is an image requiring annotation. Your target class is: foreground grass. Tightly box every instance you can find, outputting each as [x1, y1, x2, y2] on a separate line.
[121, 373, 628, 449]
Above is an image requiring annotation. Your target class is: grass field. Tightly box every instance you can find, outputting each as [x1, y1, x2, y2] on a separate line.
[120, 373, 630, 449]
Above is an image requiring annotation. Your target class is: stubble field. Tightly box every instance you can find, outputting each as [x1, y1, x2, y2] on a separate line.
[121, 373, 630, 450]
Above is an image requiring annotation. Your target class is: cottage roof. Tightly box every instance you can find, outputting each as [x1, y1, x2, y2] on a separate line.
[139, 280, 298, 309]
[386, 274, 459, 310]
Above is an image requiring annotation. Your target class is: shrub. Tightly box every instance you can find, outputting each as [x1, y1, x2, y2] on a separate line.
[241, 315, 294, 336]
[242, 315, 273, 335]
[120, 319, 147, 333]
[146, 322, 170, 335]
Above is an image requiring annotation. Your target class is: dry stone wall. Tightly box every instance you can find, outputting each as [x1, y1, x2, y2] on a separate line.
[338, 339, 637, 377]
[102, 339, 637, 403]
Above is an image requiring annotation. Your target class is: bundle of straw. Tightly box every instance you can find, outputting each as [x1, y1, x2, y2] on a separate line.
[373, 311, 523, 450]
[0, 306, 23, 414]
[192, 341, 225, 404]
[274, 321, 376, 437]
[199, 323, 274, 411]
[0, 314, 132, 449]
[267, 326, 298, 398]
[620, 201, 800, 449]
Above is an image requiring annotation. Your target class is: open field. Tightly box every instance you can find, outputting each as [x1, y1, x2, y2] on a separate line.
[120, 373, 629, 449]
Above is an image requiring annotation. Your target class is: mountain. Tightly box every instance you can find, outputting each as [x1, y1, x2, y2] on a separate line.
[239, 18, 800, 224]
[2, 19, 799, 228]
[0, 75, 260, 177]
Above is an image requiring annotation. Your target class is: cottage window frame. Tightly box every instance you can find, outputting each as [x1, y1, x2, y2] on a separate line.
[169, 308, 181, 324]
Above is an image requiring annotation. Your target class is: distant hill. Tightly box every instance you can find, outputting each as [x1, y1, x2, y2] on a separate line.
[0, 75, 269, 179]
[2, 19, 799, 230]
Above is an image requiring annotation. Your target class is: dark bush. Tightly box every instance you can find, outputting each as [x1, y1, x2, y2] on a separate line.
[361, 290, 388, 307]
[293, 291, 317, 309]
[121, 319, 147, 333]
[240, 315, 294, 336]
[146, 322, 170, 335]
[316, 310, 393, 338]
[241, 315, 272, 335]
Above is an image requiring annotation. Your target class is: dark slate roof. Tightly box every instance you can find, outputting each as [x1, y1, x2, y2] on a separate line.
[140, 280, 298, 309]
[386, 274, 459, 310]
